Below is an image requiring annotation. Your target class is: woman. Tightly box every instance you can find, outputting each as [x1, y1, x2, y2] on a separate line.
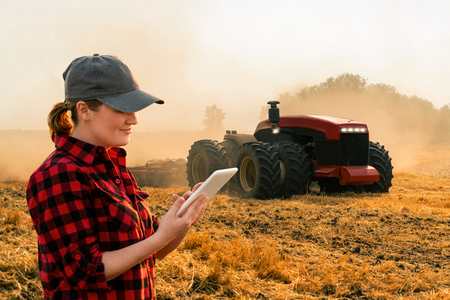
[26, 54, 208, 299]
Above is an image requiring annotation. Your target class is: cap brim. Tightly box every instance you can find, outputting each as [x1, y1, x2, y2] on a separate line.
[97, 89, 164, 113]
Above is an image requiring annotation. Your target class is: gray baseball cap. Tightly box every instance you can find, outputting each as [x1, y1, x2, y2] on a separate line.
[62, 54, 164, 112]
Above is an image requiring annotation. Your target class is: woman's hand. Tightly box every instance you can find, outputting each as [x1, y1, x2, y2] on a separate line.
[174, 182, 207, 226]
[156, 183, 208, 244]
[103, 184, 210, 276]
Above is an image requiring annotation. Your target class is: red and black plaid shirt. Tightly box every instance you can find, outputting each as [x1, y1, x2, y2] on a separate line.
[26, 135, 159, 300]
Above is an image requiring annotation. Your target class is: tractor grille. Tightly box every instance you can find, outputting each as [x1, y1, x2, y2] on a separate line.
[340, 133, 369, 166]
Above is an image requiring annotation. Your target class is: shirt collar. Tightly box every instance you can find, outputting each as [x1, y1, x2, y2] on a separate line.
[108, 147, 127, 160]
[54, 135, 100, 165]
[55, 135, 128, 165]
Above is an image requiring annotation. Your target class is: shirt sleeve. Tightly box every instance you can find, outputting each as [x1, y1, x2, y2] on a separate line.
[28, 163, 109, 292]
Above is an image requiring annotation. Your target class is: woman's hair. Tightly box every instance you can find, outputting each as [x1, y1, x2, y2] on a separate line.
[47, 100, 103, 142]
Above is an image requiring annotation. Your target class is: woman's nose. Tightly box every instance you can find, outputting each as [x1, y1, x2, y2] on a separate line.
[127, 112, 139, 125]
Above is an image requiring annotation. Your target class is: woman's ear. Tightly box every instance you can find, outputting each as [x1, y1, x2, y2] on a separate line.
[76, 101, 90, 121]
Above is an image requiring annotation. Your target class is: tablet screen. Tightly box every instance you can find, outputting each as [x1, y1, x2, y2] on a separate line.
[176, 167, 238, 216]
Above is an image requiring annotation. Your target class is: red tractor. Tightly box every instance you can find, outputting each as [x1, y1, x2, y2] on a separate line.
[186, 101, 393, 199]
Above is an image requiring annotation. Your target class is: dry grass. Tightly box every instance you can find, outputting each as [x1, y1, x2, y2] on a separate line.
[1, 152, 450, 299]
[0, 182, 42, 300]
[144, 169, 450, 299]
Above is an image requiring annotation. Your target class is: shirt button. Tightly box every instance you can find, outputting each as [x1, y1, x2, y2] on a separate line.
[115, 179, 121, 185]
[75, 254, 81, 260]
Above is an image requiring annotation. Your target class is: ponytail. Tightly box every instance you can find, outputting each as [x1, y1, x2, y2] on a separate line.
[47, 100, 103, 142]
[48, 102, 75, 142]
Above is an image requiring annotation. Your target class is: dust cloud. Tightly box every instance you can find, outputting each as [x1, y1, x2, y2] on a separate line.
[0, 129, 228, 182]
[3, 2, 450, 182]
[276, 85, 450, 173]
[2, 75, 449, 182]
[0, 1, 271, 134]
[0, 131, 55, 182]
[0, 1, 264, 182]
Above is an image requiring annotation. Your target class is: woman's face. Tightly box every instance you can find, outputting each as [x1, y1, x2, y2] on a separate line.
[87, 103, 139, 149]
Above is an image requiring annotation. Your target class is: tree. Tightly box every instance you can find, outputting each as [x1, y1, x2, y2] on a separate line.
[301, 73, 368, 98]
[203, 104, 226, 133]
[259, 105, 268, 121]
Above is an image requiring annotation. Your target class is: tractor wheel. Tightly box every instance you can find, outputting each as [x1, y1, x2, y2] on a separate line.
[221, 139, 241, 167]
[220, 139, 241, 194]
[186, 139, 228, 189]
[273, 142, 312, 198]
[235, 142, 282, 199]
[364, 141, 394, 193]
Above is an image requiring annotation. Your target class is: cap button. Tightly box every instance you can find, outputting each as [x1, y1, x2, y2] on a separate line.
[93, 53, 99, 56]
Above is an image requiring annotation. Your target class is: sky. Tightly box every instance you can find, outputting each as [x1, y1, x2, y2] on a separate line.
[1, 0, 450, 133]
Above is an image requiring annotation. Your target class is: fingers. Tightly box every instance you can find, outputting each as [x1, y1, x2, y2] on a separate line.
[180, 182, 203, 200]
[187, 194, 208, 213]
[192, 182, 203, 193]
[191, 195, 208, 225]
[182, 191, 192, 200]
[172, 185, 208, 221]
[179, 194, 208, 220]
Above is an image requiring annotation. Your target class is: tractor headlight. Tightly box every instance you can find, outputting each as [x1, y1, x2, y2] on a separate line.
[271, 124, 280, 134]
[340, 127, 367, 133]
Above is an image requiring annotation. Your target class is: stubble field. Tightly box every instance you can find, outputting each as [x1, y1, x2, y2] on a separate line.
[0, 145, 449, 299]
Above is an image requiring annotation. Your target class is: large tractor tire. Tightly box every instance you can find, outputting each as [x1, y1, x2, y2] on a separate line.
[364, 141, 394, 193]
[186, 139, 227, 189]
[221, 139, 241, 167]
[235, 142, 282, 199]
[220, 139, 242, 194]
[273, 142, 312, 198]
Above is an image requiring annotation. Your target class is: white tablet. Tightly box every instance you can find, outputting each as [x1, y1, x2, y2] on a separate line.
[176, 167, 238, 216]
